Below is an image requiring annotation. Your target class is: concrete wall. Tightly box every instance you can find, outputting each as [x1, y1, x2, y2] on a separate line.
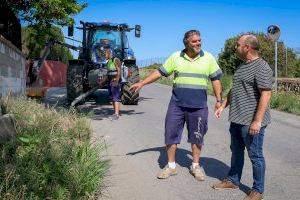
[277, 78, 300, 94]
[0, 35, 26, 97]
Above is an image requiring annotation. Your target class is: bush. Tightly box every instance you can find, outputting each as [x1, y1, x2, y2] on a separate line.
[270, 92, 300, 115]
[0, 96, 109, 199]
[139, 68, 173, 86]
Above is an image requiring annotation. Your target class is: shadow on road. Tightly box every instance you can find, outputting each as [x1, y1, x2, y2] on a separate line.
[126, 146, 250, 194]
[76, 89, 145, 120]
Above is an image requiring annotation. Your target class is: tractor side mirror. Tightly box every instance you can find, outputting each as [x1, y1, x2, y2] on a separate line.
[135, 25, 141, 38]
[68, 25, 74, 37]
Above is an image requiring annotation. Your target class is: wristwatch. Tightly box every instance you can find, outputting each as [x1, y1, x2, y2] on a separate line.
[216, 99, 223, 103]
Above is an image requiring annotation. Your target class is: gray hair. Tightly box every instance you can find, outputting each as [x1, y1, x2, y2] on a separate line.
[183, 30, 200, 47]
[243, 34, 260, 51]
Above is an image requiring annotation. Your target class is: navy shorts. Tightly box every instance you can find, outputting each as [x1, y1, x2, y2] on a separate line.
[108, 77, 121, 102]
[164, 102, 208, 145]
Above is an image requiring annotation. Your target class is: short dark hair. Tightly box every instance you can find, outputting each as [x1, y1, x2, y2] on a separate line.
[183, 30, 200, 46]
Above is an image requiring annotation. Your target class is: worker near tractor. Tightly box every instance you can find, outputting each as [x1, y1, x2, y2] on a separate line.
[97, 47, 122, 121]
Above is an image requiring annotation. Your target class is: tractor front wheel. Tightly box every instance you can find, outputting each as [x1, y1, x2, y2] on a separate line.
[66, 63, 84, 105]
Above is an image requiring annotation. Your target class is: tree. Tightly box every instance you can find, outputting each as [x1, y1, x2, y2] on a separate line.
[294, 59, 300, 78]
[218, 32, 298, 77]
[7, 0, 87, 27]
[7, 0, 87, 60]
[22, 26, 73, 63]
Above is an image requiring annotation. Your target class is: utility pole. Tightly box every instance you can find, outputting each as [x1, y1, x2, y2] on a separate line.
[285, 46, 288, 77]
[267, 25, 281, 93]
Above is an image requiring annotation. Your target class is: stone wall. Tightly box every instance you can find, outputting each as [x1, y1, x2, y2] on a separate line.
[277, 78, 300, 94]
[0, 35, 26, 97]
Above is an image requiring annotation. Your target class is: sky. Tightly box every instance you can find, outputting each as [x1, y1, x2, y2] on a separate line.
[63, 0, 300, 60]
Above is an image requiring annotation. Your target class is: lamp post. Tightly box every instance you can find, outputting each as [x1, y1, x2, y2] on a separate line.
[267, 25, 281, 93]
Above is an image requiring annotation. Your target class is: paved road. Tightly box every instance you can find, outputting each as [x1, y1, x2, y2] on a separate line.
[79, 83, 300, 200]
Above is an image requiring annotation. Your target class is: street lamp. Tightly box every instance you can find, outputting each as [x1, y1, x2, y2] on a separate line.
[267, 25, 281, 92]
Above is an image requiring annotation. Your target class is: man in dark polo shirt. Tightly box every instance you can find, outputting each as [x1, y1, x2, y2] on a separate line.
[130, 30, 223, 181]
[212, 34, 273, 200]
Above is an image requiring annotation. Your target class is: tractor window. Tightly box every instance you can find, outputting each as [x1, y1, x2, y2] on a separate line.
[123, 34, 129, 49]
[91, 30, 121, 49]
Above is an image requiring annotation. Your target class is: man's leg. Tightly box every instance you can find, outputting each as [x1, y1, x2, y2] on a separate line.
[157, 102, 184, 179]
[109, 82, 121, 121]
[227, 123, 246, 186]
[244, 126, 266, 194]
[186, 107, 207, 181]
[167, 144, 177, 162]
[113, 101, 120, 115]
[191, 143, 201, 164]
[213, 123, 245, 189]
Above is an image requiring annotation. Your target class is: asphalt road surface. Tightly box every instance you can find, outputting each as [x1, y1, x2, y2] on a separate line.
[77, 83, 300, 200]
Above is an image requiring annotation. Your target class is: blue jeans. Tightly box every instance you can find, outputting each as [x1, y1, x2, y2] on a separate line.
[227, 122, 266, 193]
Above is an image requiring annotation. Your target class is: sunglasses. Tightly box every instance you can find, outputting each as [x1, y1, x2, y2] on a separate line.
[235, 42, 246, 47]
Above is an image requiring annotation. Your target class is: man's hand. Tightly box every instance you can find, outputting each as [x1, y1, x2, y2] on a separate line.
[97, 76, 107, 88]
[111, 78, 119, 87]
[249, 120, 262, 135]
[214, 106, 224, 119]
[214, 102, 222, 111]
[130, 81, 144, 93]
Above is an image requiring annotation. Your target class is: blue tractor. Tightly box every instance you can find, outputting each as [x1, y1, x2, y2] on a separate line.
[67, 21, 141, 106]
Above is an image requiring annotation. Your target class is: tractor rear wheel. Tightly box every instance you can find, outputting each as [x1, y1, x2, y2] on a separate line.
[121, 66, 139, 105]
[66, 64, 84, 104]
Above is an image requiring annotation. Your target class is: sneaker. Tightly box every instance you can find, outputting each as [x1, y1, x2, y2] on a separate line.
[109, 114, 119, 121]
[212, 179, 238, 190]
[243, 191, 264, 200]
[189, 165, 205, 181]
[157, 165, 177, 179]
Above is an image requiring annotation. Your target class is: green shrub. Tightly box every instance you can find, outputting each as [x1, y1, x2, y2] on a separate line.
[270, 92, 300, 115]
[139, 68, 173, 86]
[0, 96, 109, 199]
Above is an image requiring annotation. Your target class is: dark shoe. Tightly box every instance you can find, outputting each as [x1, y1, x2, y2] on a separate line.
[243, 191, 264, 200]
[109, 114, 119, 121]
[212, 179, 238, 190]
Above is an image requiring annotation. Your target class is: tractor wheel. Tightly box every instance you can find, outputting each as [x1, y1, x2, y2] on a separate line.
[121, 66, 139, 105]
[67, 64, 84, 104]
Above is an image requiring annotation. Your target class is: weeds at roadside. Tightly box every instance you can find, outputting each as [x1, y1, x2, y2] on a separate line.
[0, 96, 110, 199]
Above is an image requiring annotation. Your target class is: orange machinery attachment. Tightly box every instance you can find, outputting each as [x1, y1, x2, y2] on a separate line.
[26, 60, 67, 97]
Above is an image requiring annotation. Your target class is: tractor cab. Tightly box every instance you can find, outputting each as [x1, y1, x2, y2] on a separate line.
[73, 22, 139, 64]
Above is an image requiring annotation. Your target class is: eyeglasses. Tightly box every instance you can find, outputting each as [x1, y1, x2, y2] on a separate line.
[235, 42, 248, 48]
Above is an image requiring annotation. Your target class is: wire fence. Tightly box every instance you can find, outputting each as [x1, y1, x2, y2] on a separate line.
[136, 57, 167, 68]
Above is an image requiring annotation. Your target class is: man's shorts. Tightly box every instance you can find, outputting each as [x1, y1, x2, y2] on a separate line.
[108, 77, 121, 102]
[164, 102, 208, 145]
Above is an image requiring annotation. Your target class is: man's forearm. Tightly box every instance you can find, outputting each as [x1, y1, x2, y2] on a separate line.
[141, 70, 162, 85]
[221, 89, 231, 108]
[212, 80, 222, 102]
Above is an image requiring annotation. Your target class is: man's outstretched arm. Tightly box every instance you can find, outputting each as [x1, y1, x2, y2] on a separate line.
[130, 70, 162, 92]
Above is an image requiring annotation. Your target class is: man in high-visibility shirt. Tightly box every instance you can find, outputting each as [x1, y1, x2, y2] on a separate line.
[130, 30, 223, 181]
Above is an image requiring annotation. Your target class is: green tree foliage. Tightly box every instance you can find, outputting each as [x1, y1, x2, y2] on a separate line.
[218, 32, 298, 77]
[22, 26, 73, 63]
[8, 0, 87, 61]
[294, 59, 300, 78]
[7, 0, 87, 27]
